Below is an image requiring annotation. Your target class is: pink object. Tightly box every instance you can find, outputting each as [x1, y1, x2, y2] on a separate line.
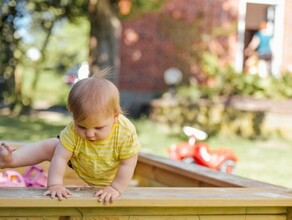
[23, 165, 48, 187]
[0, 170, 26, 187]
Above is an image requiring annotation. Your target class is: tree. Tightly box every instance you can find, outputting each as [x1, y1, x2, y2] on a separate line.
[88, 0, 121, 85]
[0, 0, 87, 114]
[87, 0, 165, 84]
[0, 0, 161, 114]
[0, 0, 27, 111]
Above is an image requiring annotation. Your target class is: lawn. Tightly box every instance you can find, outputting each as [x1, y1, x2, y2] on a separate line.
[133, 118, 292, 189]
[1, 72, 292, 189]
[1, 111, 292, 189]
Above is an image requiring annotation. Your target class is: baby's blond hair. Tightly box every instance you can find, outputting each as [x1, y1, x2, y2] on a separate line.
[67, 69, 122, 122]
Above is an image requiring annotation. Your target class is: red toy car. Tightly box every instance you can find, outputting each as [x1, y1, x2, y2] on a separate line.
[168, 126, 238, 174]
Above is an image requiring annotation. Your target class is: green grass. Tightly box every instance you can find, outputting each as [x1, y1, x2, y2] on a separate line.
[1, 69, 292, 189]
[132, 118, 292, 189]
[0, 114, 70, 142]
[207, 135, 292, 188]
[0, 113, 292, 188]
[34, 71, 70, 107]
[22, 70, 70, 108]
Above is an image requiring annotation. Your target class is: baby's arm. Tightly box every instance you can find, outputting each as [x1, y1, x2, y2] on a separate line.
[43, 143, 73, 200]
[95, 153, 138, 204]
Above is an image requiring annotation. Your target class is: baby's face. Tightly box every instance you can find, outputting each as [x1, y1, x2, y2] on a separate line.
[75, 114, 118, 141]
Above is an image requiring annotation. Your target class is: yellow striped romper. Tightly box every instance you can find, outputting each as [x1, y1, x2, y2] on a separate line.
[59, 114, 141, 187]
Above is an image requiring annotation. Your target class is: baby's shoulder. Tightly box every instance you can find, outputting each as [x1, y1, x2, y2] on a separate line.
[116, 115, 137, 133]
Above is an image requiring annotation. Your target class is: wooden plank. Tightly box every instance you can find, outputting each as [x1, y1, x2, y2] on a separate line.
[137, 153, 292, 193]
[74, 217, 128, 220]
[133, 175, 166, 187]
[288, 208, 292, 220]
[200, 216, 286, 220]
[135, 163, 202, 187]
[2, 150, 291, 191]
[0, 207, 289, 218]
[1, 187, 292, 208]
[129, 217, 199, 220]
[0, 218, 47, 220]
[0, 207, 286, 217]
[0, 216, 287, 220]
[75, 207, 287, 216]
[1, 147, 291, 219]
[0, 208, 81, 217]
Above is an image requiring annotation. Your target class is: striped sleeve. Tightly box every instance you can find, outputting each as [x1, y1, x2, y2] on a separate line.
[118, 131, 141, 160]
[59, 122, 77, 153]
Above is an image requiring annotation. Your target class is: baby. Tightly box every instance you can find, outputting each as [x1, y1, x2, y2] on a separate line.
[0, 71, 140, 204]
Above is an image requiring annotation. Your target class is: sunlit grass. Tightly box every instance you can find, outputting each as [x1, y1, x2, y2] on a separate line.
[207, 135, 292, 188]
[0, 113, 292, 188]
[133, 118, 292, 189]
[1, 70, 292, 189]
[0, 114, 70, 142]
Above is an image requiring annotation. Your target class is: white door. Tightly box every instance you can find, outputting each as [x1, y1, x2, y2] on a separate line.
[235, 0, 285, 77]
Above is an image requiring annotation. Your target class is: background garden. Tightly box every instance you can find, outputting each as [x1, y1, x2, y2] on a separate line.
[1, 72, 292, 188]
[1, 0, 292, 189]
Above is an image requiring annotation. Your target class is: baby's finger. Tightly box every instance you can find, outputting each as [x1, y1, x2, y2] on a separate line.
[50, 191, 57, 199]
[43, 190, 51, 196]
[66, 189, 72, 195]
[56, 191, 65, 200]
[110, 193, 119, 203]
[1, 143, 14, 152]
[98, 192, 107, 203]
[94, 189, 103, 197]
[62, 190, 69, 199]
[104, 193, 112, 204]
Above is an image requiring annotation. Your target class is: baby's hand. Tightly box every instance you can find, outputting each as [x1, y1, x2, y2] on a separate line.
[43, 184, 72, 200]
[0, 142, 14, 167]
[94, 185, 120, 204]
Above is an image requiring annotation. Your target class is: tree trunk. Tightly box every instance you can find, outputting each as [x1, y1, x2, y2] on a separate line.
[0, 1, 22, 112]
[88, 0, 121, 85]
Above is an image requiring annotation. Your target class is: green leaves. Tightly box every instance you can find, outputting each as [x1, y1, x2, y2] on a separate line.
[185, 52, 292, 100]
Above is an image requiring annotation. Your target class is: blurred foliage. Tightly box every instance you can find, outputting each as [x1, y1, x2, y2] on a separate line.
[0, 0, 168, 114]
[32, 71, 71, 107]
[44, 17, 90, 74]
[178, 52, 292, 100]
[150, 98, 269, 139]
[152, 53, 292, 138]
[0, 0, 87, 114]
[0, 0, 25, 107]
[121, 0, 167, 19]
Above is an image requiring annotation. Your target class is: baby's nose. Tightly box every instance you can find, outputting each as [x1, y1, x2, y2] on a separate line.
[86, 130, 95, 137]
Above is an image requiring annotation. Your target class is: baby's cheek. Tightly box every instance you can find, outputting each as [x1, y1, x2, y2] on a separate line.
[76, 130, 85, 138]
[97, 131, 109, 140]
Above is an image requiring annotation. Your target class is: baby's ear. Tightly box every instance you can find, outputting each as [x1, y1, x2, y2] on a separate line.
[114, 113, 119, 122]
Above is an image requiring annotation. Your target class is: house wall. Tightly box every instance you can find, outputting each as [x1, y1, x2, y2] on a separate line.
[283, 0, 292, 72]
[119, 0, 239, 115]
[118, 0, 291, 115]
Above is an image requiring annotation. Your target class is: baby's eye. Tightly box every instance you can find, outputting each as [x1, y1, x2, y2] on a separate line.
[78, 125, 86, 129]
[95, 126, 104, 130]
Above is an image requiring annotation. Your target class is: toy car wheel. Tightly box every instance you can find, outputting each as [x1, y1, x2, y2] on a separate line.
[219, 160, 236, 174]
[182, 157, 196, 164]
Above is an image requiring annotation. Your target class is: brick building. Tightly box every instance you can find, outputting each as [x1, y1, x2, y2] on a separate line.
[119, 0, 292, 115]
